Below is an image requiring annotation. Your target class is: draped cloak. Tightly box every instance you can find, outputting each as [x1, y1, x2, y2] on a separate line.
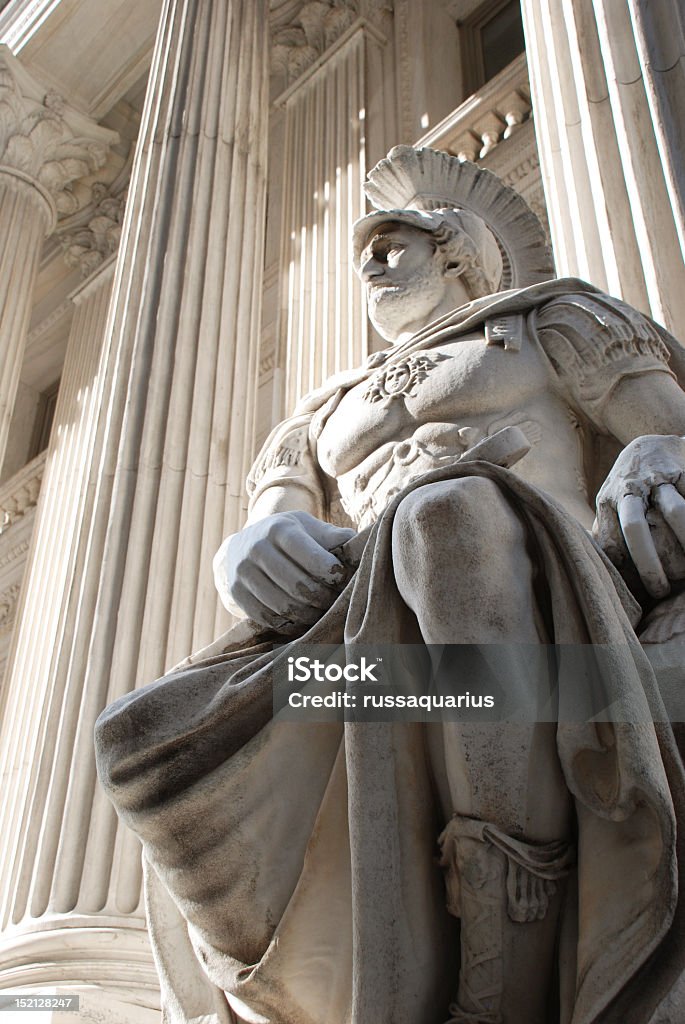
[95, 279, 685, 1024]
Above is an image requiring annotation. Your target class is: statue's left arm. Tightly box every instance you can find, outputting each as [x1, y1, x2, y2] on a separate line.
[535, 292, 685, 597]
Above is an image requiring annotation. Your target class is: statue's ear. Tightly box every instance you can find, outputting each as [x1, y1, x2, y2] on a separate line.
[443, 260, 466, 279]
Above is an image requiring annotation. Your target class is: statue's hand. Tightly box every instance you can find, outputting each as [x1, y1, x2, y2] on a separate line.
[593, 435, 685, 598]
[213, 511, 356, 628]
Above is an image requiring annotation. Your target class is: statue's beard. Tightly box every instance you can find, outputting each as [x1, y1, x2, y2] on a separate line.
[366, 273, 449, 341]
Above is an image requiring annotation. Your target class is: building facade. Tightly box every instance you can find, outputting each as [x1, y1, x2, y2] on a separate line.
[0, 0, 682, 1019]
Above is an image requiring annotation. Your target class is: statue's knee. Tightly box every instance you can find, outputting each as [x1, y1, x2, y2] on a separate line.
[393, 477, 509, 558]
[392, 476, 537, 640]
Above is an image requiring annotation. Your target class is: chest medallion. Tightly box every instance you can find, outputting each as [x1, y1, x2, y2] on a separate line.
[363, 352, 449, 407]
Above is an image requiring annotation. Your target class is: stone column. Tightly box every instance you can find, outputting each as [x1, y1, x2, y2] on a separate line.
[0, 45, 117, 471]
[0, 0, 269, 1011]
[626, 2, 685, 257]
[520, 0, 685, 334]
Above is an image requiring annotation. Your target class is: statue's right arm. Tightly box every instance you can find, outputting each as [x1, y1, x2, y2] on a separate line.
[213, 429, 355, 629]
[535, 292, 685, 598]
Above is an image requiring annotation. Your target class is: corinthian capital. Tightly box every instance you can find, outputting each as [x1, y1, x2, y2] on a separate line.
[271, 1, 359, 83]
[0, 45, 118, 223]
[60, 183, 126, 279]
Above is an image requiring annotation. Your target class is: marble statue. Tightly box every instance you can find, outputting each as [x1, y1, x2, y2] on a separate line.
[95, 147, 685, 1024]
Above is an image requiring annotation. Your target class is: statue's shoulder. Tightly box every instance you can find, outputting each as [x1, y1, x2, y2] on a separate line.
[532, 283, 671, 376]
[526, 282, 675, 425]
[535, 285, 665, 344]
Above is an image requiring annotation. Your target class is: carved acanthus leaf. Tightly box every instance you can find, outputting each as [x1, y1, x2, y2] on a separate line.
[0, 45, 118, 220]
[59, 183, 126, 278]
[271, 0, 362, 83]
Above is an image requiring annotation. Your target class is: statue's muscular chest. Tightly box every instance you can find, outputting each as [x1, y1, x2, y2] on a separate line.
[317, 334, 551, 477]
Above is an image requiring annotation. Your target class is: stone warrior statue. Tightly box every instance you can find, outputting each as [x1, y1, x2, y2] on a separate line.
[96, 147, 685, 1024]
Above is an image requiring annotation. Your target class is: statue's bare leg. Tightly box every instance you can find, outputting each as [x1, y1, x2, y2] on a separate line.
[392, 477, 573, 1024]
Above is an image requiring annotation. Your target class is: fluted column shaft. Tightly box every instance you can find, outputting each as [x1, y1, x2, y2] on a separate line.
[278, 27, 369, 414]
[0, 172, 53, 470]
[521, 0, 685, 333]
[271, 7, 393, 418]
[0, 259, 117, 926]
[627, 0, 685, 257]
[0, 0, 269, 1004]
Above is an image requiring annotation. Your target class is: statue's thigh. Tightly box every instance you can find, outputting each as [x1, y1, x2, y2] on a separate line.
[427, 718, 571, 840]
[394, 478, 572, 838]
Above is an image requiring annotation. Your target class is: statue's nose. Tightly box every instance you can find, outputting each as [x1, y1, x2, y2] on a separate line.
[360, 257, 385, 283]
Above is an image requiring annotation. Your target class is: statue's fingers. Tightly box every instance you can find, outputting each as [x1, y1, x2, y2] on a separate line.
[286, 512, 356, 551]
[229, 579, 288, 629]
[232, 568, 322, 626]
[594, 498, 628, 565]
[252, 545, 342, 608]
[275, 524, 350, 586]
[652, 483, 685, 551]
[618, 494, 670, 598]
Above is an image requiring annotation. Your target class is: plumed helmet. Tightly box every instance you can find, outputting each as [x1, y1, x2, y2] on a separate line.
[352, 146, 555, 293]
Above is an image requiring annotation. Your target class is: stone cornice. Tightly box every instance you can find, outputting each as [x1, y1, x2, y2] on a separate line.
[0, 44, 119, 226]
[0, 1, 61, 52]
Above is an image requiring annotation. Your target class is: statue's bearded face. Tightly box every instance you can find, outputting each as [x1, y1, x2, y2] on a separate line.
[358, 222, 457, 342]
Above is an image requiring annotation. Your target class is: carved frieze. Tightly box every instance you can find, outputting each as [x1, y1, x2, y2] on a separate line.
[0, 45, 118, 221]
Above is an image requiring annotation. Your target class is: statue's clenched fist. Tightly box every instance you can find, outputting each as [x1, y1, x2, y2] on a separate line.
[594, 434, 685, 598]
[213, 511, 356, 628]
